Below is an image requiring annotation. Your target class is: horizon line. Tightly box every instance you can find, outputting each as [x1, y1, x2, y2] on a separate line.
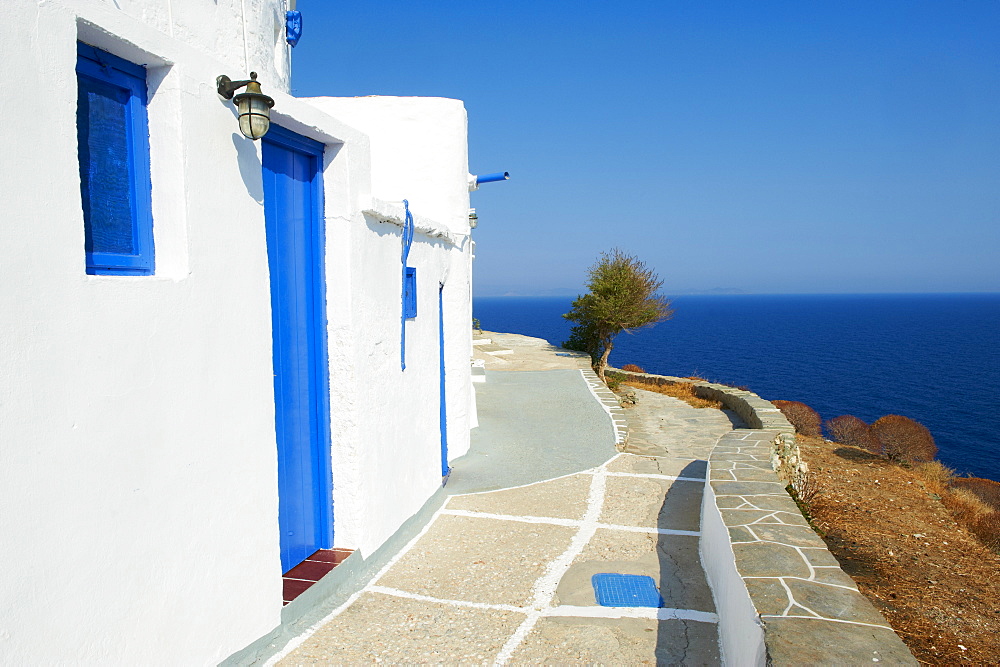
[473, 290, 1000, 298]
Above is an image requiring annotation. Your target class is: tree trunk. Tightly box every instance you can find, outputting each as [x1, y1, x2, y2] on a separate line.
[597, 339, 613, 383]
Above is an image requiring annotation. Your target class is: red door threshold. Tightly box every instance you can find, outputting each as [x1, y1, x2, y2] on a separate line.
[282, 548, 354, 605]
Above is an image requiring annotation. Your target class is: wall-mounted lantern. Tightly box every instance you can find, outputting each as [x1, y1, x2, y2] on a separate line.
[216, 72, 275, 140]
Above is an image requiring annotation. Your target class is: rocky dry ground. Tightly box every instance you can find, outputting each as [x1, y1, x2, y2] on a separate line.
[798, 435, 1000, 665]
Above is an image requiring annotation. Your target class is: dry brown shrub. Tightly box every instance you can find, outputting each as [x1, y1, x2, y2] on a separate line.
[938, 486, 1000, 553]
[969, 511, 1000, 551]
[915, 460, 956, 495]
[942, 488, 993, 525]
[621, 363, 646, 373]
[772, 400, 822, 436]
[824, 415, 879, 453]
[871, 415, 937, 463]
[951, 477, 1000, 511]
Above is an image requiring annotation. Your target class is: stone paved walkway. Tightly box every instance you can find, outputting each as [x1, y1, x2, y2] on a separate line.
[274, 382, 736, 665]
[621, 387, 742, 459]
[446, 369, 616, 494]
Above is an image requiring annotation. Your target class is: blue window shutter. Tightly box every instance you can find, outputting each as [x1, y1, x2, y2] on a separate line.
[76, 44, 154, 276]
[78, 75, 136, 255]
[404, 267, 417, 319]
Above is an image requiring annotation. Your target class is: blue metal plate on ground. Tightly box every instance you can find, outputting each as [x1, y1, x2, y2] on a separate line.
[592, 573, 663, 607]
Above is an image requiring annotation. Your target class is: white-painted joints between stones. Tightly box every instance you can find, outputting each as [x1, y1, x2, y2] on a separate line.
[759, 615, 895, 630]
[368, 585, 525, 613]
[439, 507, 700, 537]
[598, 470, 707, 483]
[545, 605, 719, 625]
[493, 461, 610, 665]
[579, 369, 628, 448]
[263, 502, 451, 666]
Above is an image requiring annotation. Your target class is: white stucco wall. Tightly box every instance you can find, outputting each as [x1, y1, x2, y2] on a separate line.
[307, 97, 474, 556]
[308, 97, 473, 233]
[0, 2, 291, 663]
[1, 2, 474, 663]
[72, 0, 292, 92]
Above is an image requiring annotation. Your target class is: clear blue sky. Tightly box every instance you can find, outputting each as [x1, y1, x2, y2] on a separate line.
[292, 1, 1000, 296]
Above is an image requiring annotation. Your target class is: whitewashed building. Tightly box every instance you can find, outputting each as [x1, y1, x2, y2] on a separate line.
[0, 1, 479, 663]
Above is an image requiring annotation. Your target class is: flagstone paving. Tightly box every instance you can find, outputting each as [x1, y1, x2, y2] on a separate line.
[275, 380, 733, 665]
[621, 387, 740, 458]
[260, 335, 916, 665]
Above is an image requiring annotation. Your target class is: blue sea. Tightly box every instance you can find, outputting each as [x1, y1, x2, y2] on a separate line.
[474, 294, 1000, 481]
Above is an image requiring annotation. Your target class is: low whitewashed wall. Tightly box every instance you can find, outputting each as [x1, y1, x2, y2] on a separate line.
[609, 369, 917, 664]
[700, 473, 768, 666]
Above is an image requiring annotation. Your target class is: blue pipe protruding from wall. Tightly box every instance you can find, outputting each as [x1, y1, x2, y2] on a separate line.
[475, 172, 510, 185]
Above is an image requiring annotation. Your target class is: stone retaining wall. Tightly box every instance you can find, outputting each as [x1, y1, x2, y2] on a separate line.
[608, 368, 917, 666]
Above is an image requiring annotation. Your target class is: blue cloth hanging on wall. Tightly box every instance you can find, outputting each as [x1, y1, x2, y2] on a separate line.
[286, 11, 303, 47]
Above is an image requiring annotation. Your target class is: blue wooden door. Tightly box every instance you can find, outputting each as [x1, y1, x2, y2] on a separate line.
[261, 126, 332, 574]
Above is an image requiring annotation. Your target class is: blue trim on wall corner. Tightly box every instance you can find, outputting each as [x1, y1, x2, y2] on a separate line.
[439, 283, 449, 478]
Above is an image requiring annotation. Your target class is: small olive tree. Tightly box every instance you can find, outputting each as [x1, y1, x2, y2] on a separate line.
[562, 249, 673, 382]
